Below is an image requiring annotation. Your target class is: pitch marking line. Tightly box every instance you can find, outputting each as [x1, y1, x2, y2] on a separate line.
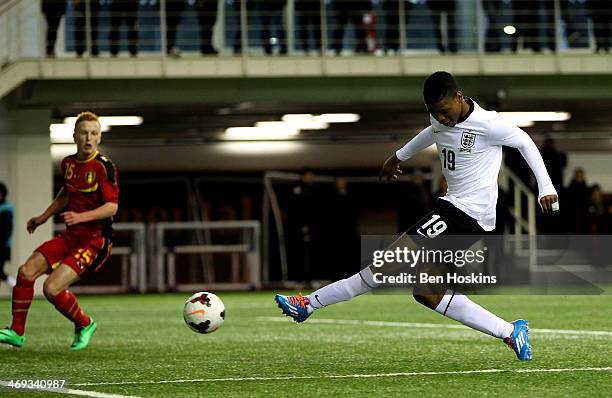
[71, 367, 612, 386]
[0, 380, 139, 398]
[257, 317, 612, 337]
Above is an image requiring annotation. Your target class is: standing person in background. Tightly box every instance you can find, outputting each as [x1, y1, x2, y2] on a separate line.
[331, 0, 371, 54]
[229, 0, 247, 54]
[541, 0, 556, 51]
[0, 182, 16, 288]
[588, 185, 605, 234]
[599, 202, 612, 234]
[254, 0, 287, 55]
[166, 0, 186, 57]
[326, 177, 359, 279]
[482, 0, 507, 52]
[196, 0, 219, 54]
[540, 138, 567, 193]
[382, 0, 410, 54]
[511, 0, 540, 52]
[291, 170, 316, 281]
[295, 0, 322, 54]
[539, 138, 566, 234]
[42, 0, 67, 57]
[109, 0, 139, 57]
[566, 168, 590, 233]
[426, 0, 457, 53]
[73, 0, 101, 57]
[586, 0, 612, 52]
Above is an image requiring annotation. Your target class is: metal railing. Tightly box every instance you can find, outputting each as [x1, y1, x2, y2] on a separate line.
[1, 0, 606, 64]
[498, 163, 537, 271]
[152, 220, 261, 292]
[498, 164, 537, 236]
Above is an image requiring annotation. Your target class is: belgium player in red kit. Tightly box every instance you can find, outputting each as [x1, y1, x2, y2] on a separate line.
[0, 112, 118, 350]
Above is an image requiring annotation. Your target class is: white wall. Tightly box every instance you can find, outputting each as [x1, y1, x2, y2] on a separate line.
[0, 0, 41, 62]
[0, 110, 52, 296]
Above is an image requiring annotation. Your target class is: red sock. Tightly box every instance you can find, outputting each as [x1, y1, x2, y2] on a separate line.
[49, 290, 90, 329]
[10, 276, 35, 336]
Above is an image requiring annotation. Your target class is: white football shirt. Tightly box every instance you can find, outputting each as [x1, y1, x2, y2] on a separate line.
[396, 99, 556, 231]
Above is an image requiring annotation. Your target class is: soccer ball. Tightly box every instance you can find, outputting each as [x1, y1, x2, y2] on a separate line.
[183, 292, 225, 334]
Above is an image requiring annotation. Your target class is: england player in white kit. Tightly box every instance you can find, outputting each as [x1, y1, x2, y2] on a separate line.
[275, 72, 559, 361]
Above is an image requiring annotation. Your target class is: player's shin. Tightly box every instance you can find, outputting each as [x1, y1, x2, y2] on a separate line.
[433, 290, 513, 339]
[10, 275, 35, 335]
[48, 290, 91, 329]
[307, 267, 379, 309]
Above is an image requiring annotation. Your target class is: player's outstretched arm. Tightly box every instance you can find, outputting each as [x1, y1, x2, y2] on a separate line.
[27, 187, 69, 233]
[512, 135, 559, 213]
[383, 126, 436, 182]
[61, 202, 118, 227]
[489, 118, 559, 213]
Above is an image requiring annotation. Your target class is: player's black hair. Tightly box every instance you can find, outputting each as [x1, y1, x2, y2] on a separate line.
[0, 182, 6, 201]
[423, 71, 459, 106]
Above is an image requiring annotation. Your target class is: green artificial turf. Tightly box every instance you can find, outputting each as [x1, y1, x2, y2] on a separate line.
[1, 290, 611, 397]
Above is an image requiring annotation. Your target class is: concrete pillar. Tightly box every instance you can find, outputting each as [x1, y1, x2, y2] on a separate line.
[0, 107, 52, 296]
[457, 0, 478, 51]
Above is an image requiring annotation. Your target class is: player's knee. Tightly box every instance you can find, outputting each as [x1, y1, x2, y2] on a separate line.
[43, 278, 61, 299]
[18, 263, 39, 281]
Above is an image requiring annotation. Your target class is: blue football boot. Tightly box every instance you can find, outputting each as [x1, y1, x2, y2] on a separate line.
[274, 293, 313, 323]
[504, 319, 532, 361]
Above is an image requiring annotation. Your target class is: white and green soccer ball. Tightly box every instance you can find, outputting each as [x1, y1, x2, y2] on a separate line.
[183, 292, 225, 334]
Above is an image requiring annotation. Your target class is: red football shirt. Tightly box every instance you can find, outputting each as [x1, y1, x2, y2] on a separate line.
[61, 151, 119, 239]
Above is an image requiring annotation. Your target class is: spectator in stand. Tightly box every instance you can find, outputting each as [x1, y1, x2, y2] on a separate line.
[73, 0, 101, 57]
[586, 0, 612, 53]
[296, 0, 322, 54]
[253, 0, 286, 55]
[426, 0, 457, 53]
[540, 138, 567, 193]
[325, 177, 359, 279]
[286, 170, 320, 281]
[331, 0, 371, 54]
[166, 0, 186, 57]
[42, 0, 67, 57]
[482, 0, 506, 53]
[109, 0, 139, 57]
[0, 182, 16, 288]
[599, 202, 612, 234]
[511, 0, 540, 52]
[383, 0, 412, 54]
[196, 0, 219, 54]
[230, 0, 249, 54]
[566, 167, 590, 234]
[588, 185, 605, 234]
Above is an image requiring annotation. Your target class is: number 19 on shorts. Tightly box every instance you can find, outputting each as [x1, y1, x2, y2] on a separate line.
[417, 214, 448, 238]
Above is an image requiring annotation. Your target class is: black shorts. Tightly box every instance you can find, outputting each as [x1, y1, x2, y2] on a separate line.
[406, 199, 486, 250]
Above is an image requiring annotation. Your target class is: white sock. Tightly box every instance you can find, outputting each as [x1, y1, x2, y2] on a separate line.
[5, 275, 16, 288]
[434, 290, 514, 339]
[307, 268, 378, 309]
